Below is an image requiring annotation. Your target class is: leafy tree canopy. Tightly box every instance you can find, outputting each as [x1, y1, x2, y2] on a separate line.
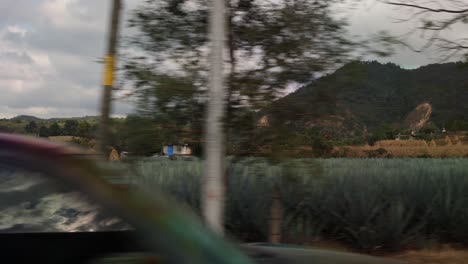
[63, 120, 79, 136]
[24, 121, 38, 134]
[49, 122, 61, 136]
[124, 0, 356, 123]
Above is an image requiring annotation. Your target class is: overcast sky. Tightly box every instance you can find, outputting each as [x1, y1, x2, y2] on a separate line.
[0, 0, 463, 118]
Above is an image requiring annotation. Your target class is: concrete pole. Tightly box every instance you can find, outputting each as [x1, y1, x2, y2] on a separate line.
[202, 0, 227, 234]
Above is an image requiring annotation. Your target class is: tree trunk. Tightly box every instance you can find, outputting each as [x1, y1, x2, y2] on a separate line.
[270, 184, 282, 243]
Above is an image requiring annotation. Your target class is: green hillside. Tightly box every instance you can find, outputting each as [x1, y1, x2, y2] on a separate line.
[10, 115, 43, 122]
[265, 61, 468, 138]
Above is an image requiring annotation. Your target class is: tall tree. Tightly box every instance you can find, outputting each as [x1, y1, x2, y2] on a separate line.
[119, 115, 169, 156]
[78, 121, 91, 138]
[63, 120, 79, 136]
[124, 0, 356, 135]
[125, 0, 359, 238]
[49, 122, 61, 136]
[24, 121, 38, 135]
[38, 125, 50, 137]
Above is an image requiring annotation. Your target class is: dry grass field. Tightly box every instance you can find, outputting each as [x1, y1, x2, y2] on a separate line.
[47, 136, 97, 153]
[335, 136, 468, 158]
[394, 248, 468, 264]
[307, 241, 468, 264]
[48, 136, 75, 142]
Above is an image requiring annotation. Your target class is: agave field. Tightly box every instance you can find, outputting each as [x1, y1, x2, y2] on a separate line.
[121, 157, 468, 252]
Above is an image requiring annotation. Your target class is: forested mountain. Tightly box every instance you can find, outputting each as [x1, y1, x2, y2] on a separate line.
[264, 61, 468, 139]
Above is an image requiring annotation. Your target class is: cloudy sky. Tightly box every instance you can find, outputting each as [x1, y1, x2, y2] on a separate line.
[0, 0, 461, 118]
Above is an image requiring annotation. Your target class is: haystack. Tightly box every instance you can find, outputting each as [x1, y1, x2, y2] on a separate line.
[109, 148, 120, 161]
[445, 136, 453, 146]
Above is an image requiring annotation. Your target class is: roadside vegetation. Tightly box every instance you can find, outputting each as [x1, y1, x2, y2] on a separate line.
[121, 157, 468, 253]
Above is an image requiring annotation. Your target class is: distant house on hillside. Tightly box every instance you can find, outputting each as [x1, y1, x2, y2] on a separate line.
[395, 133, 414, 140]
[162, 144, 193, 157]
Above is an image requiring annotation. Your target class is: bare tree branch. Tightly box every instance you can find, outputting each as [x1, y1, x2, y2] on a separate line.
[386, 1, 468, 13]
[380, 0, 468, 61]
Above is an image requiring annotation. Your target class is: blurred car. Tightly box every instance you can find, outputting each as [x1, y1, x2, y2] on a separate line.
[0, 133, 404, 264]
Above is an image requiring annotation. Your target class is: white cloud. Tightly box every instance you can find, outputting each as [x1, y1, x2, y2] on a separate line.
[0, 106, 62, 119]
[39, 0, 106, 32]
[0, 25, 50, 94]
[0, 0, 137, 118]
[347, 0, 467, 67]
[6, 25, 27, 36]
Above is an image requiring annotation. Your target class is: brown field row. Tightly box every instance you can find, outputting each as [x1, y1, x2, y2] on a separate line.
[335, 142, 468, 158]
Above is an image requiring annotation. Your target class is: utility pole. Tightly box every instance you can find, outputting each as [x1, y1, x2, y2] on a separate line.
[98, 0, 122, 156]
[202, 0, 227, 234]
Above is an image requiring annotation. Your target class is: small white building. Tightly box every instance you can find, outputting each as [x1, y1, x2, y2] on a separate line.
[162, 144, 192, 156]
